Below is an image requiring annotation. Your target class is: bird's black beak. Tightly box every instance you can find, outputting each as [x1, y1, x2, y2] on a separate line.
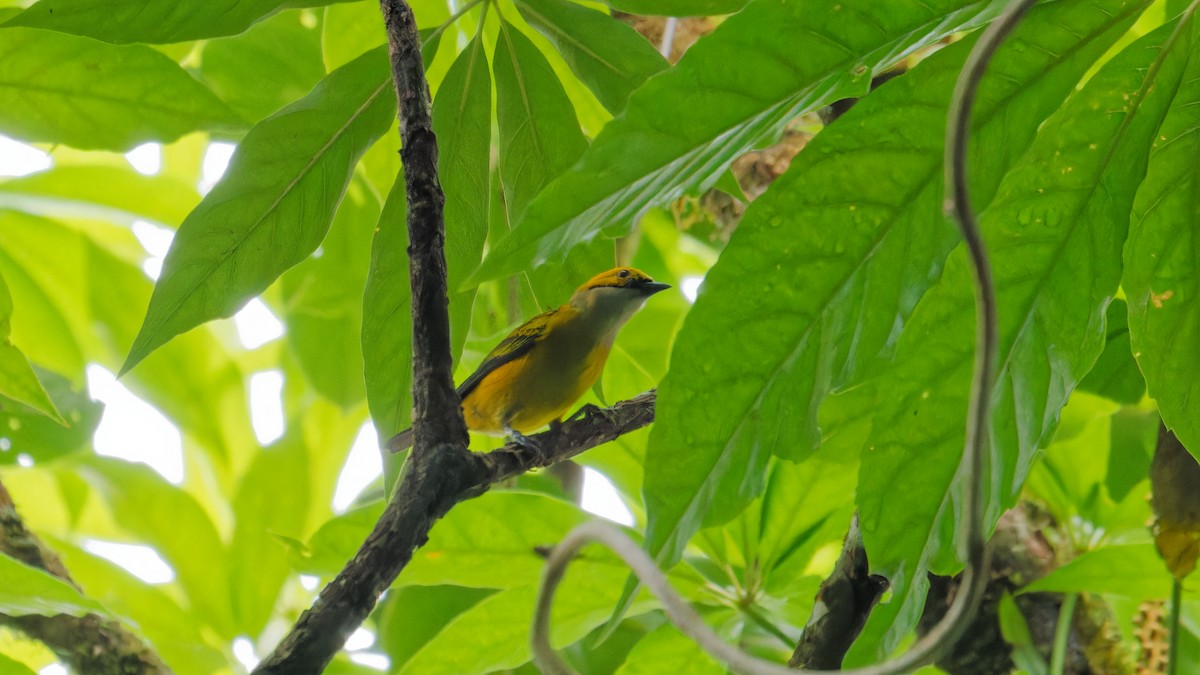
[637, 280, 671, 295]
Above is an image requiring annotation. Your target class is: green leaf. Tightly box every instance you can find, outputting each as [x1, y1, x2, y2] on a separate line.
[1078, 299, 1145, 405]
[857, 15, 1194, 657]
[0, 368, 102, 464]
[598, 0, 749, 16]
[515, 0, 667, 113]
[229, 433, 310, 636]
[491, 16, 615, 310]
[199, 9, 326, 122]
[0, 552, 106, 617]
[294, 501, 385, 575]
[0, 166, 199, 228]
[434, 34, 492, 366]
[121, 47, 396, 375]
[614, 622, 723, 675]
[3, 0, 353, 43]
[377, 585, 496, 672]
[80, 458, 235, 637]
[0, 28, 242, 151]
[1021, 543, 1171, 600]
[396, 568, 657, 675]
[322, 2, 387, 72]
[643, 0, 1144, 595]
[48, 537, 227, 675]
[281, 177, 378, 407]
[0, 260, 64, 422]
[470, 0, 1001, 284]
[1124, 26, 1200, 455]
[494, 19, 587, 226]
[0, 653, 36, 675]
[361, 175, 411, 442]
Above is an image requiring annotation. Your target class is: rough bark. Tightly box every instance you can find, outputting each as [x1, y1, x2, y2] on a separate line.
[789, 515, 889, 669]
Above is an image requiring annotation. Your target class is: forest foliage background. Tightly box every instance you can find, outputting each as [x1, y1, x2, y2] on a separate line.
[0, 0, 1198, 672]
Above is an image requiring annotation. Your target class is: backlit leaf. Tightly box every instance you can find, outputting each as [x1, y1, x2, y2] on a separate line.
[0, 28, 242, 151]
[121, 47, 395, 375]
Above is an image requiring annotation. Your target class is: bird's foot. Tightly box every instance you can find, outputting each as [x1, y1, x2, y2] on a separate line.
[568, 402, 615, 425]
[505, 426, 547, 462]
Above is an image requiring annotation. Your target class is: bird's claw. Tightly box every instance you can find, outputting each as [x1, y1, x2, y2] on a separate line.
[506, 426, 547, 461]
[568, 403, 615, 425]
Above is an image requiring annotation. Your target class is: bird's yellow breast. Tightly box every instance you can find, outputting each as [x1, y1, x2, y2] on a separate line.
[460, 323, 611, 435]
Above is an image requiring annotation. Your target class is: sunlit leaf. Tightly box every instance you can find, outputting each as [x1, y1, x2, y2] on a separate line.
[0, 28, 242, 151]
[121, 47, 395, 375]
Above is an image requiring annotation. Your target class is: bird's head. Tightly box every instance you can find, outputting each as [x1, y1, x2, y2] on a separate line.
[569, 267, 671, 331]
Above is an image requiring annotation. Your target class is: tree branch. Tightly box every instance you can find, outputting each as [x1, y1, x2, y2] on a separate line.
[789, 515, 888, 670]
[253, 390, 659, 674]
[0, 478, 170, 675]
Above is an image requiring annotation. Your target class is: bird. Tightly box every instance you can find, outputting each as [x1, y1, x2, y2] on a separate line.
[386, 266, 670, 453]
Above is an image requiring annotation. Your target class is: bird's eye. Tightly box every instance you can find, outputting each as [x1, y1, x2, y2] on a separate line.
[618, 269, 630, 279]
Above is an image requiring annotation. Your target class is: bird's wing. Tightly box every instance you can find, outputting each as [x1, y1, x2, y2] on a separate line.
[455, 308, 558, 399]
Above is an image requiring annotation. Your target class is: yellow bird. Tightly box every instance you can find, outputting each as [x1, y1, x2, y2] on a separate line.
[387, 267, 670, 452]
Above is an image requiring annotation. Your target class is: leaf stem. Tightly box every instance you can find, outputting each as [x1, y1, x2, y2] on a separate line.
[1168, 578, 1182, 675]
[1048, 593, 1077, 675]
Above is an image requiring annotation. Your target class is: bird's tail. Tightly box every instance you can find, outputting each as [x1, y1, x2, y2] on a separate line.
[385, 428, 413, 453]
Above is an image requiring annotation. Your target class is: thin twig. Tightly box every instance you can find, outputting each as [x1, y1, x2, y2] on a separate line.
[531, 0, 1034, 670]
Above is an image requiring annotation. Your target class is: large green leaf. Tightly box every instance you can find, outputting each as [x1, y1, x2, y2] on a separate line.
[0, 269, 62, 422]
[121, 47, 395, 375]
[281, 177, 378, 407]
[641, 0, 1144, 598]
[3, 0, 353, 43]
[470, 0, 1002, 284]
[1124, 27, 1200, 454]
[0, 28, 242, 151]
[435, 34, 492, 367]
[856, 15, 1194, 657]
[0, 552, 106, 617]
[199, 9, 326, 122]
[515, 0, 666, 113]
[80, 458, 235, 638]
